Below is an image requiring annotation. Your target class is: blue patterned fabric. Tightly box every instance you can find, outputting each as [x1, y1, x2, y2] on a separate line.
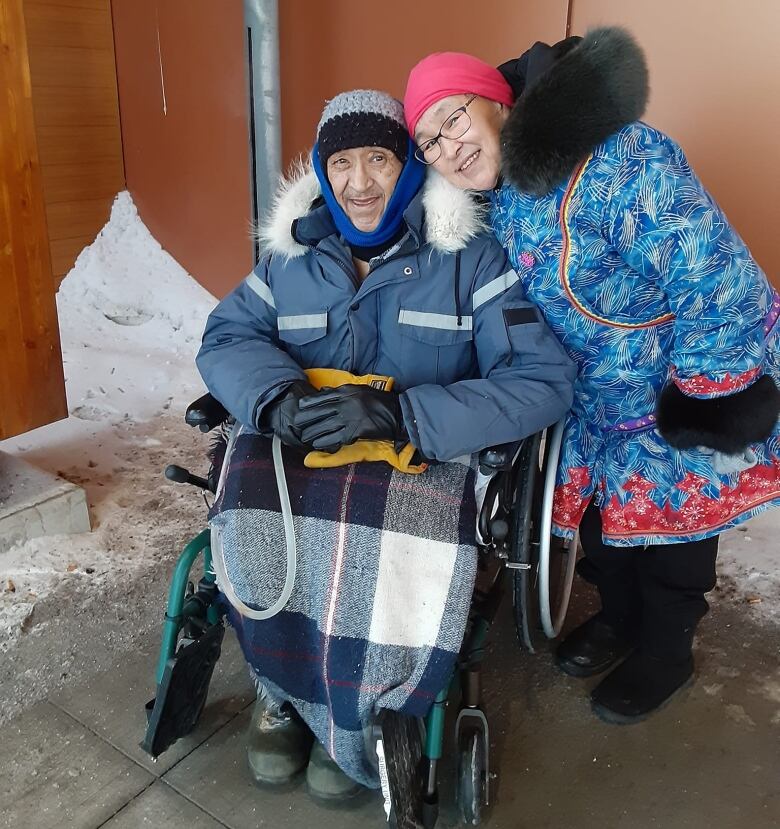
[489, 121, 780, 545]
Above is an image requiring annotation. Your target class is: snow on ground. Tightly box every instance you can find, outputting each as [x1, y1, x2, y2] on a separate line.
[0, 190, 777, 717]
[0, 192, 217, 654]
[718, 512, 780, 623]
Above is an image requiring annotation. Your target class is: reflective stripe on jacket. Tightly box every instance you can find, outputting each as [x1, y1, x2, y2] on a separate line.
[197, 168, 575, 461]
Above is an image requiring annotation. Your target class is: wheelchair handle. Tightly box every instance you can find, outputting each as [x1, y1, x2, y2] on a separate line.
[185, 392, 230, 432]
[165, 464, 211, 490]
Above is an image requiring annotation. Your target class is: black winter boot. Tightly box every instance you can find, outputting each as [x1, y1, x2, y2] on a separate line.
[591, 530, 719, 723]
[561, 503, 642, 677]
[556, 612, 638, 677]
[590, 649, 694, 724]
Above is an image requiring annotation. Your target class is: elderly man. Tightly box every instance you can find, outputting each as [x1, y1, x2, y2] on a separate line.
[197, 90, 574, 801]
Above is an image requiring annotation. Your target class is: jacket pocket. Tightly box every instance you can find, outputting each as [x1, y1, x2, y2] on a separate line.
[398, 309, 474, 345]
[277, 310, 328, 364]
[398, 308, 474, 384]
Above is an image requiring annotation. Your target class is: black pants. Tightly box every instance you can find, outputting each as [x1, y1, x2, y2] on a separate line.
[577, 501, 719, 663]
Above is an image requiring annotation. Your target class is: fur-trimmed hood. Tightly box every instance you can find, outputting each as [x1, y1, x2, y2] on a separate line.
[501, 26, 649, 196]
[256, 161, 487, 260]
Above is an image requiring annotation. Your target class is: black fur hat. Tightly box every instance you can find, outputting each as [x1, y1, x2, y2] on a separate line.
[500, 27, 649, 196]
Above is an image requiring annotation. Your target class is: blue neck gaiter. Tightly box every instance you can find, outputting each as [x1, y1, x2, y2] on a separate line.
[312, 138, 426, 248]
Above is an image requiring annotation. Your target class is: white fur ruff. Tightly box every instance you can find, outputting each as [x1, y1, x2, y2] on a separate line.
[256, 162, 487, 259]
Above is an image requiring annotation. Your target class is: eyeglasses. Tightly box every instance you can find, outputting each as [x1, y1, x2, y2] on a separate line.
[414, 95, 478, 165]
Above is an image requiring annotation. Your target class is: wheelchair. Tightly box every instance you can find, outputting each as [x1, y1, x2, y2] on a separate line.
[141, 392, 578, 828]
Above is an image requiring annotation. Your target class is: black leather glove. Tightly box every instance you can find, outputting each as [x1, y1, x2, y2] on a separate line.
[256, 380, 318, 450]
[292, 384, 407, 453]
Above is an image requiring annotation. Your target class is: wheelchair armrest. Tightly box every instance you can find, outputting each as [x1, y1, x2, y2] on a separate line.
[185, 393, 230, 433]
[478, 441, 522, 474]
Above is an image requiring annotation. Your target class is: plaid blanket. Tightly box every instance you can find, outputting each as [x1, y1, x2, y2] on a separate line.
[209, 426, 478, 787]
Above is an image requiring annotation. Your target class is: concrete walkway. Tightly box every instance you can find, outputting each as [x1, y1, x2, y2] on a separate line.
[1, 587, 778, 829]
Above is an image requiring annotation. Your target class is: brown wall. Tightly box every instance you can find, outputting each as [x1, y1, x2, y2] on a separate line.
[111, 0, 253, 298]
[1, 0, 67, 439]
[569, 0, 779, 281]
[278, 0, 568, 166]
[279, 0, 777, 283]
[23, 0, 125, 286]
[108, 2, 776, 297]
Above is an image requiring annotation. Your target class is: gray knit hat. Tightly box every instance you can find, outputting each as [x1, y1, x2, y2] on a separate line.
[316, 89, 408, 166]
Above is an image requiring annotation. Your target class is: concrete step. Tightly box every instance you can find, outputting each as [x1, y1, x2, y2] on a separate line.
[0, 451, 91, 553]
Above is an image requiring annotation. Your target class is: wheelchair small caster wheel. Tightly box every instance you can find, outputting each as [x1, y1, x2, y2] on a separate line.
[456, 724, 487, 825]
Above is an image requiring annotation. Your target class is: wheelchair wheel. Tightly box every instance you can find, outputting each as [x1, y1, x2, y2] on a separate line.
[537, 420, 578, 639]
[456, 725, 487, 826]
[378, 710, 424, 829]
[509, 432, 545, 653]
[540, 532, 579, 638]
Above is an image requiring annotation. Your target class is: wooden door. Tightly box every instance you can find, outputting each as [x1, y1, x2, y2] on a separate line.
[0, 0, 67, 440]
[23, 0, 126, 286]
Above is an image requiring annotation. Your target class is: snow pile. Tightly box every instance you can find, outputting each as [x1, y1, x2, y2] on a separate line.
[0, 192, 217, 652]
[53, 190, 215, 425]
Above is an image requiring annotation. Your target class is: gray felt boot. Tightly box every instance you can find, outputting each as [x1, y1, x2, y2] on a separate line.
[306, 740, 363, 802]
[247, 694, 313, 785]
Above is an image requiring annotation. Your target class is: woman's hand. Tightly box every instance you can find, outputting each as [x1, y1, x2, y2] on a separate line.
[697, 446, 758, 477]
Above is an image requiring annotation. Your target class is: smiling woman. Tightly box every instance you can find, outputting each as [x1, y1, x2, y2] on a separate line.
[404, 29, 780, 725]
[413, 93, 507, 191]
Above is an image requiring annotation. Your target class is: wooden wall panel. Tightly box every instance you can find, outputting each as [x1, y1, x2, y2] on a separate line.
[49, 237, 91, 277]
[0, 0, 67, 440]
[23, 0, 125, 285]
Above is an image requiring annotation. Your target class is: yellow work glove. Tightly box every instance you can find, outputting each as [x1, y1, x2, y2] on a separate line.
[302, 368, 427, 474]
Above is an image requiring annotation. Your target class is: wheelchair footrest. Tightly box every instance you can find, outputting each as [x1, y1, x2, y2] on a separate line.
[140, 621, 225, 758]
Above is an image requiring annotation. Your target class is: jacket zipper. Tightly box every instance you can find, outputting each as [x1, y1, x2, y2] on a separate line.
[318, 241, 418, 294]
[317, 248, 360, 292]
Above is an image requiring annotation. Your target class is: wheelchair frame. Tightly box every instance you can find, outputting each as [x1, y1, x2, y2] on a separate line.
[142, 394, 577, 828]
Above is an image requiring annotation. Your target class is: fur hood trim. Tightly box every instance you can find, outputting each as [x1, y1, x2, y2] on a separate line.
[501, 27, 649, 196]
[256, 162, 487, 259]
[255, 158, 321, 260]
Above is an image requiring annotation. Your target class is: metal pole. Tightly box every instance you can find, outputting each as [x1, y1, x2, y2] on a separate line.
[244, 0, 282, 260]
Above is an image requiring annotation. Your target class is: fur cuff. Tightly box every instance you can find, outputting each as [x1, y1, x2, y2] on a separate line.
[656, 376, 780, 454]
[500, 27, 648, 196]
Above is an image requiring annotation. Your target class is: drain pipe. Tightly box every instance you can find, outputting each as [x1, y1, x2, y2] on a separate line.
[244, 0, 282, 262]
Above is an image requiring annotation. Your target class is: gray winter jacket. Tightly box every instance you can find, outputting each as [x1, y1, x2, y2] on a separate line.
[197, 167, 575, 461]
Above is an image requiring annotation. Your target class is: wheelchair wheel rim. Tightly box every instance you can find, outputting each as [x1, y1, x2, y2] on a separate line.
[509, 433, 544, 653]
[537, 420, 578, 639]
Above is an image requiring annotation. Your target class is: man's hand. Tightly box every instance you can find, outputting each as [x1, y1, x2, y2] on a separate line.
[292, 384, 407, 453]
[257, 380, 318, 450]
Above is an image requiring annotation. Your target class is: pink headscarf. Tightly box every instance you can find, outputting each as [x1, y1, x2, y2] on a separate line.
[404, 52, 515, 137]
